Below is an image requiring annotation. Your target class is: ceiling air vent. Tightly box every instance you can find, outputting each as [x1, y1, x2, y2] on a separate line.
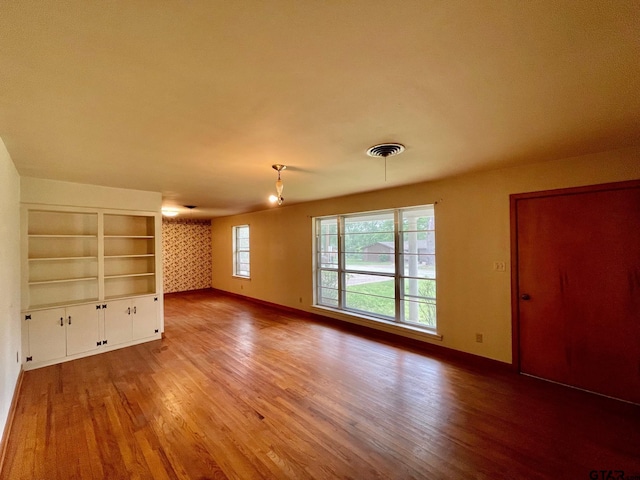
[366, 143, 405, 158]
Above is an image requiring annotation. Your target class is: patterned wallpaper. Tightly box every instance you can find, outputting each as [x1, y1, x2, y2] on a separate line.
[162, 218, 212, 293]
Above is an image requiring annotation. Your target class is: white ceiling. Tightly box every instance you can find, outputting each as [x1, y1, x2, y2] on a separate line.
[1, 1, 639, 218]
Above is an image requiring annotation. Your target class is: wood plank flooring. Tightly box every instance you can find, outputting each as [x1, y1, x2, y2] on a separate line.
[2, 289, 639, 479]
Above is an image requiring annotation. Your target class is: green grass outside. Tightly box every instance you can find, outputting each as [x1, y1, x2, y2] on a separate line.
[347, 279, 436, 326]
[347, 280, 396, 317]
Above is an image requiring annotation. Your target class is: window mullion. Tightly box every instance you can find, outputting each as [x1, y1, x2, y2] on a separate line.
[338, 216, 344, 309]
[394, 210, 402, 323]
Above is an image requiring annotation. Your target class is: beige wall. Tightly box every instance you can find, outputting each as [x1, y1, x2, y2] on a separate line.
[21, 177, 161, 211]
[211, 146, 640, 364]
[0, 138, 21, 442]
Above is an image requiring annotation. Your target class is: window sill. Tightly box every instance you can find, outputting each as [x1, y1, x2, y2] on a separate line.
[232, 275, 251, 280]
[311, 305, 443, 342]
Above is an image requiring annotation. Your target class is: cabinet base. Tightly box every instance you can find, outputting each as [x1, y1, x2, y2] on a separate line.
[22, 333, 162, 371]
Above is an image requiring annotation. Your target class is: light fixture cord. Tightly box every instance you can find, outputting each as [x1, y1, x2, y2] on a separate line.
[384, 154, 388, 182]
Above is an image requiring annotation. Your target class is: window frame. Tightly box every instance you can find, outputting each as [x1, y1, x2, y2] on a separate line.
[314, 205, 436, 331]
[232, 224, 250, 278]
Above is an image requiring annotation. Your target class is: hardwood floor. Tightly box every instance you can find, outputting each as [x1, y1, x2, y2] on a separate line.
[2, 289, 639, 479]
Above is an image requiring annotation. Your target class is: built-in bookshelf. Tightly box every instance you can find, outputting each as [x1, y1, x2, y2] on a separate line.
[104, 214, 156, 299]
[23, 207, 160, 310]
[26, 210, 99, 308]
[21, 206, 163, 370]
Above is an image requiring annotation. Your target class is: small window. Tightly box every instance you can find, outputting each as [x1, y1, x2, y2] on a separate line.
[233, 225, 250, 278]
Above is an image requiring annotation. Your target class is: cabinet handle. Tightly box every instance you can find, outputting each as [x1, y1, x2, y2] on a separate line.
[60, 317, 64, 327]
[68, 315, 72, 325]
[127, 307, 131, 315]
[133, 306, 137, 315]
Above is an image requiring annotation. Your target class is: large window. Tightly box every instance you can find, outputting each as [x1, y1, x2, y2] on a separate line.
[233, 225, 250, 278]
[315, 205, 436, 330]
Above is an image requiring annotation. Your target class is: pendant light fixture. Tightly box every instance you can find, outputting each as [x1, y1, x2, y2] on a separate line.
[269, 164, 286, 205]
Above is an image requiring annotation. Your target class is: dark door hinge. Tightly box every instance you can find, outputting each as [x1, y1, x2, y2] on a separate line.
[25, 314, 31, 321]
[26, 356, 32, 362]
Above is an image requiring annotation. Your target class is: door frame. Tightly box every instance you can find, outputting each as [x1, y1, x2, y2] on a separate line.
[509, 179, 640, 372]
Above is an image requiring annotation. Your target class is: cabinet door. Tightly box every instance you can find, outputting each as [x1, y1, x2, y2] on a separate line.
[26, 308, 66, 363]
[66, 303, 101, 356]
[132, 296, 158, 340]
[104, 299, 133, 346]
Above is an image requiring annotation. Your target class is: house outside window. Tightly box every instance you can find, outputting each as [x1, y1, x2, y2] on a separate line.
[233, 225, 250, 278]
[314, 205, 436, 329]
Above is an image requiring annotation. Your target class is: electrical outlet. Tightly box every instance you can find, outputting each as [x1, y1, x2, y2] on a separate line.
[493, 261, 506, 272]
[475, 333, 483, 343]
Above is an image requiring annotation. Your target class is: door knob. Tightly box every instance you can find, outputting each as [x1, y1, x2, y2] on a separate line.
[521, 293, 531, 300]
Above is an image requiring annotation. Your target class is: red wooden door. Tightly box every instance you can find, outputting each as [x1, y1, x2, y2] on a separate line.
[513, 181, 640, 404]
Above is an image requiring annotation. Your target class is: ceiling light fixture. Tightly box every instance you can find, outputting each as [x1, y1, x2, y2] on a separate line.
[366, 143, 405, 181]
[269, 164, 286, 206]
[161, 207, 179, 217]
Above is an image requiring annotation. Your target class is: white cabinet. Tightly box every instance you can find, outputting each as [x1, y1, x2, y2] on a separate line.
[24, 303, 101, 365]
[104, 299, 133, 347]
[132, 295, 160, 340]
[104, 296, 159, 346]
[21, 206, 163, 370]
[24, 308, 66, 364]
[24, 297, 159, 369]
[65, 303, 102, 356]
